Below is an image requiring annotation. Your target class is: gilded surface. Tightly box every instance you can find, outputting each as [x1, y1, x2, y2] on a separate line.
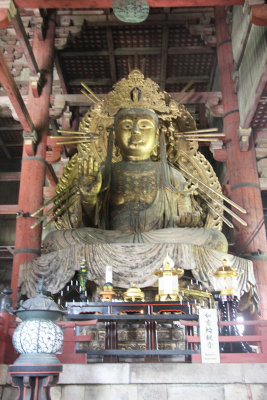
[53, 69, 224, 233]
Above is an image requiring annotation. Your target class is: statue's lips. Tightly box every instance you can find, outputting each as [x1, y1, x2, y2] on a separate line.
[128, 138, 144, 146]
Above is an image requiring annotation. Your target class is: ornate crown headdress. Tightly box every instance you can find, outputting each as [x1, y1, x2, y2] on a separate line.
[104, 69, 170, 117]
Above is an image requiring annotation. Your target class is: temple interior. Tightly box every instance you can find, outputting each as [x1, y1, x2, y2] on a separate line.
[0, 1, 266, 399]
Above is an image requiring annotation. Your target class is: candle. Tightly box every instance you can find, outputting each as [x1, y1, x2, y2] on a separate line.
[67, 286, 69, 291]
[105, 265, 113, 283]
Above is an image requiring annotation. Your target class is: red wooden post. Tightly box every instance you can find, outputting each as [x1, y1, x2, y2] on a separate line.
[11, 15, 56, 305]
[215, 7, 267, 318]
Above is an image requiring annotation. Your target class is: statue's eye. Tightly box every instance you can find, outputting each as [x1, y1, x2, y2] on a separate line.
[122, 123, 132, 129]
[139, 122, 149, 129]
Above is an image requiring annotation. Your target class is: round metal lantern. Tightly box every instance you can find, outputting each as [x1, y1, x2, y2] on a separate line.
[12, 287, 65, 365]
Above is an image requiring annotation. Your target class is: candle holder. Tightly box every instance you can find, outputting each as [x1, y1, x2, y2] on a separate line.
[99, 283, 116, 302]
[212, 258, 252, 353]
[154, 254, 184, 301]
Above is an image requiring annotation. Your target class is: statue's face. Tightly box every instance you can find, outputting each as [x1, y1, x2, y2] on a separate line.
[115, 110, 157, 161]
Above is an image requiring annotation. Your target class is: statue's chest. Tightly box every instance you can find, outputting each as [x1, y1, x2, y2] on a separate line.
[110, 163, 160, 207]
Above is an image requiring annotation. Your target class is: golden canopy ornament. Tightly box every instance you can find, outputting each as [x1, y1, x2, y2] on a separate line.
[32, 69, 247, 232]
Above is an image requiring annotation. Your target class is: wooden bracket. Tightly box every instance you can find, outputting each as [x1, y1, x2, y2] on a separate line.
[23, 129, 38, 156]
[210, 140, 227, 162]
[30, 70, 47, 98]
[239, 126, 252, 151]
[33, 8, 49, 41]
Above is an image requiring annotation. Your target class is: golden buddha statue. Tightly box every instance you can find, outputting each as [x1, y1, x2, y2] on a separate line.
[22, 70, 254, 300]
[39, 69, 243, 253]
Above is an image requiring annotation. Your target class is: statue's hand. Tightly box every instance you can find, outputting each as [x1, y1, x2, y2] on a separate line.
[78, 157, 102, 200]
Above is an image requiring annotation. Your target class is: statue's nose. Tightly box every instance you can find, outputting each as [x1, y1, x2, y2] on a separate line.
[132, 122, 141, 135]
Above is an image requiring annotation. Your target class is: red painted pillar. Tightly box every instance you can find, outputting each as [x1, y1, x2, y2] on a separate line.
[11, 15, 56, 305]
[215, 7, 267, 317]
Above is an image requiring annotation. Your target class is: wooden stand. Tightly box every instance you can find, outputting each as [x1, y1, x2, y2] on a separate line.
[8, 364, 63, 400]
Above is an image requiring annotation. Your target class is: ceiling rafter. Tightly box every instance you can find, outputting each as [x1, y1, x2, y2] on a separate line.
[106, 26, 117, 84]
[160, 24, 169, 90]
[9, 4, 39, 75]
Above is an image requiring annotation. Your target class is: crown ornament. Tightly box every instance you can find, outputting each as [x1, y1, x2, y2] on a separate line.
[104, 69, 170, 117]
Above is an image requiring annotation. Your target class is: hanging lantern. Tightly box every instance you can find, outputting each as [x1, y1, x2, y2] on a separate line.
[113, 0, 149, 23]
[154, 254, 184, 301]
[213, 258, 239, 297]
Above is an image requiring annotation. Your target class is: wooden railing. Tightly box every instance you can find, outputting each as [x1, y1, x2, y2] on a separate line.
[1, 310, 267, 364]
[57, 315, 267, 364]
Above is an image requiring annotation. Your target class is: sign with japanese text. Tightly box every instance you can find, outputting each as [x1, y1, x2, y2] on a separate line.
[199, 308, 220, 363]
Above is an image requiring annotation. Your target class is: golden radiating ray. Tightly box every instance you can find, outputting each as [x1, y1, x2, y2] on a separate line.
[175, 133, 225, 138]
[184, 138, 219, 142]
[55, 140, 93, 145]
[179, 88, 195, 103]
[81, 89, 97, 104]
[56, 129, 94, 135]
[43, 197, 77, 229]
[177, 128, 219, 134]
[198, 187, 247, 226]
[204, 200, 234, 229]
[30, 185, 77, 228]
[178, 155, 247, 214]
[81, 82, 101, 102]
[51, 136, 95, 139]
[30, 182, 76, 217]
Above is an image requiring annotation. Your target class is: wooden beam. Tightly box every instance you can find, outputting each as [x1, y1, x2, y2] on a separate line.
[68, 75, 210, 86]
[50, 91, 222, 106]
[55, 51, 68, 94]
[0, 126, 22, 131]
[46, 164, 58, 187]
[9, 4, 39, 75]
[0, 51, 35, 133]
[56, 11, 216, 27]
[0, 172, 21, 181]
[11, 0, 244, 8]
[60, 46, 215, 57]
[241, 61, 267, 129]
[0, 137, 11, 159]
[106, 26, 117, 84]
[160, 25, 169, 90]
[0, 205, 19, 214]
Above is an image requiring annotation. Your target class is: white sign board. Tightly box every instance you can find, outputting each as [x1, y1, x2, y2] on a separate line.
[199, 308, 220, 363]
